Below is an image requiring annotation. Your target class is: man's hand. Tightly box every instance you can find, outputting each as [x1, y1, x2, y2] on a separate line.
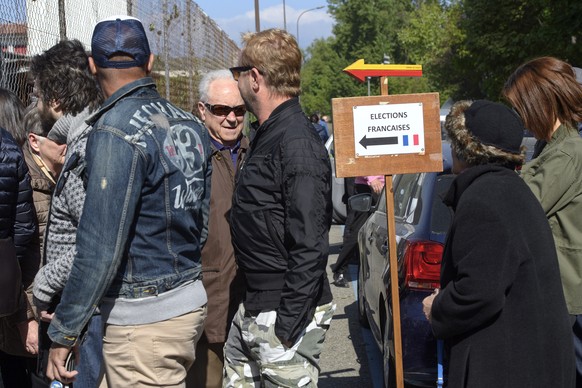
[40, 310, 54, 323]
[47, 344, 78, 384]
[16, 318, 39, 355]
[422, 288, 439, 322]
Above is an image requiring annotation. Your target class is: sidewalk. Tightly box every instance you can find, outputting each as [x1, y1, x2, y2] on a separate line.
[318, 224, 377, 387]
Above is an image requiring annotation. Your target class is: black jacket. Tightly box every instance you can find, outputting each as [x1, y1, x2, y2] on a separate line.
[0, 128, 36, 259]
[431, 165, 575, 388]
[230, 98, 333, 343]
[0, 127, 36, 317]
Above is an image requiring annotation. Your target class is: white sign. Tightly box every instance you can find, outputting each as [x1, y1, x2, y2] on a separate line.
[353, 103, 425, 157]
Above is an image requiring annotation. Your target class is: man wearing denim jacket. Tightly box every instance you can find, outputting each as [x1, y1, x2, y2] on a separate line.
[46, 16, 211, 387]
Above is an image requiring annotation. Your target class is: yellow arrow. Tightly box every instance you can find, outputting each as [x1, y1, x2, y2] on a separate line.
[343, 59, 423, 82]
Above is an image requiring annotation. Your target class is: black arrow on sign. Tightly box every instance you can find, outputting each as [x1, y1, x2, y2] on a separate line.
[359, 135, 398, 149]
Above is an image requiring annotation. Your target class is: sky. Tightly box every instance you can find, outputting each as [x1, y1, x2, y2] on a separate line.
[194, 0, 334, 49]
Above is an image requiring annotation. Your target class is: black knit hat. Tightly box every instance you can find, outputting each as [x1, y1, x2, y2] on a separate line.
[464, 100, 524, 154]
[445, 100, 525, 167]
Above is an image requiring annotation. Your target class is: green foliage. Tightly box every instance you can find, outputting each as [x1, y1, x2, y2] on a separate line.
[456, 0, 582, 100]
[301, 0, 432, 115]
[398, 0, 464, 103]
[328, 0, 413, 63]
[300, 37, 367, 116]
[152, 73, 201, 113]
[301, 0, 582, 108]
[300, 38, 339, 115]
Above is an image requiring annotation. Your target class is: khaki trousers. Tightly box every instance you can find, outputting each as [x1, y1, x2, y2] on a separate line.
[103, 307, 206, 388]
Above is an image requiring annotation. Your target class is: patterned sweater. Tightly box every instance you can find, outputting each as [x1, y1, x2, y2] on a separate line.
[33, 109, 93, 311]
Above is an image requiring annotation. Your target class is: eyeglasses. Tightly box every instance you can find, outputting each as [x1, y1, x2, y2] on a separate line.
[229, 66, 254, 81]
[204, 102, 246, 117]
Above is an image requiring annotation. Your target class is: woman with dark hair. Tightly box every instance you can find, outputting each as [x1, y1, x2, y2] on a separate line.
[423, 100, 575, 387]
[504, 56, 582, 386]
[0, 93, 38, 388]
[0, 88, 26, 146]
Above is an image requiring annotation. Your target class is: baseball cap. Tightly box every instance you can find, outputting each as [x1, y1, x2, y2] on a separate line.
[91, 15, 151, 69]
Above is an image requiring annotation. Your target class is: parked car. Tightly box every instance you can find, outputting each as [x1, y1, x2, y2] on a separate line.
[325, 134, 347, 223]
[521, 129, 537, 162]
[353, 142, 454, 387]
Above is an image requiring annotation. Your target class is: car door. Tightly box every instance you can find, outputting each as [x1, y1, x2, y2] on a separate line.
[360, 186, 389, 341]
[361, 173, 423, 343]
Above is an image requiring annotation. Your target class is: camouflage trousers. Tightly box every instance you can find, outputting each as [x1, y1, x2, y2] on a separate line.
[223, 302, 336, 388]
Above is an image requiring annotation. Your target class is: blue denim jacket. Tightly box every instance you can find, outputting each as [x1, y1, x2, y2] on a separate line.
[48, 78, 211, 346]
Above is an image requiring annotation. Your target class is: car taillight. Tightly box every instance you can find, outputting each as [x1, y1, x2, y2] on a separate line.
[404, 241, 443, 290]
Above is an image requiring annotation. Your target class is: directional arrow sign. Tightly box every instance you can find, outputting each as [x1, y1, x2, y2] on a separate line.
[359, 135, 398, 149]
[343, 59, 423, 82]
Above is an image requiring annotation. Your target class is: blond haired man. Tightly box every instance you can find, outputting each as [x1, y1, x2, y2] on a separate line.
[224, 29, 335, 387]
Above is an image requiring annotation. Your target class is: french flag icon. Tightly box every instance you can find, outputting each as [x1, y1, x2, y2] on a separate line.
[402, 134, 419, 146]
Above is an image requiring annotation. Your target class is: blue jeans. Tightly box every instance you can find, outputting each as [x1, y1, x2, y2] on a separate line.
[35, 314, 104, 387]
[75, 314, 105, 388]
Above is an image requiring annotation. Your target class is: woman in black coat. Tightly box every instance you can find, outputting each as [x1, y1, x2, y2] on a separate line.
[0, 126, 36, 314]
[423, 100, 575, 388]
[0, 126, 37, 388]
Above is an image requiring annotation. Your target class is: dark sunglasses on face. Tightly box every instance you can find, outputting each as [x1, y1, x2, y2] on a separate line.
[229, 65, 254, 81]
[204, 102, 246, 117]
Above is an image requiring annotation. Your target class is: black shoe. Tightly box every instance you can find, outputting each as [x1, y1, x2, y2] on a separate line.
[333, 272, 349, 288]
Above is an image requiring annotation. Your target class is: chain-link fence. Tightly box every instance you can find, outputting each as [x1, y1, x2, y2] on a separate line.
[0, 0, 240, 112]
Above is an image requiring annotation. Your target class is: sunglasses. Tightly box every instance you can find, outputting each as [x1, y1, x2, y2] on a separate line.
[229, 66, 254, 81]
[204, 102, 246, 117]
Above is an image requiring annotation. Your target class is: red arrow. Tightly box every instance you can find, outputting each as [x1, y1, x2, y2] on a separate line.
[343, 59, 423, 82]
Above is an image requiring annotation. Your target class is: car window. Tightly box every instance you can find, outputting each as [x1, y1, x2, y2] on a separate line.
[430, 174, 455, 235]
[393, 173, 421, 219]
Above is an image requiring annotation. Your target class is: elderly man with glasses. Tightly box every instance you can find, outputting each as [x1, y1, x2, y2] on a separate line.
[185, 69, 248, 388]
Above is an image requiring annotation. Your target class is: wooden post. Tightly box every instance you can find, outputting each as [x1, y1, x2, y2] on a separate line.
[385, 176, 404, 387]
[380, 77, 404, 388]
[380, 76, 389, 96]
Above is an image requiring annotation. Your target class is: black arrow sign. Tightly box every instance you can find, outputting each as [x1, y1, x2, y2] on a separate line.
[359, 135, 398, 149]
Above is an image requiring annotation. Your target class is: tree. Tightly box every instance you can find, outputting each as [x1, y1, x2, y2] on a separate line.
[398, 0, 464, 103]
[302, 0, 582, 109]
[301, 0, 435, 113]
[457, 0, 582, 100]
[328, 0, 412, 64]
[301, 38, 339, 116]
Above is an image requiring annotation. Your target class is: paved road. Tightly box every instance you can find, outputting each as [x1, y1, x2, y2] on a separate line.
[319, 224, 383, 388]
